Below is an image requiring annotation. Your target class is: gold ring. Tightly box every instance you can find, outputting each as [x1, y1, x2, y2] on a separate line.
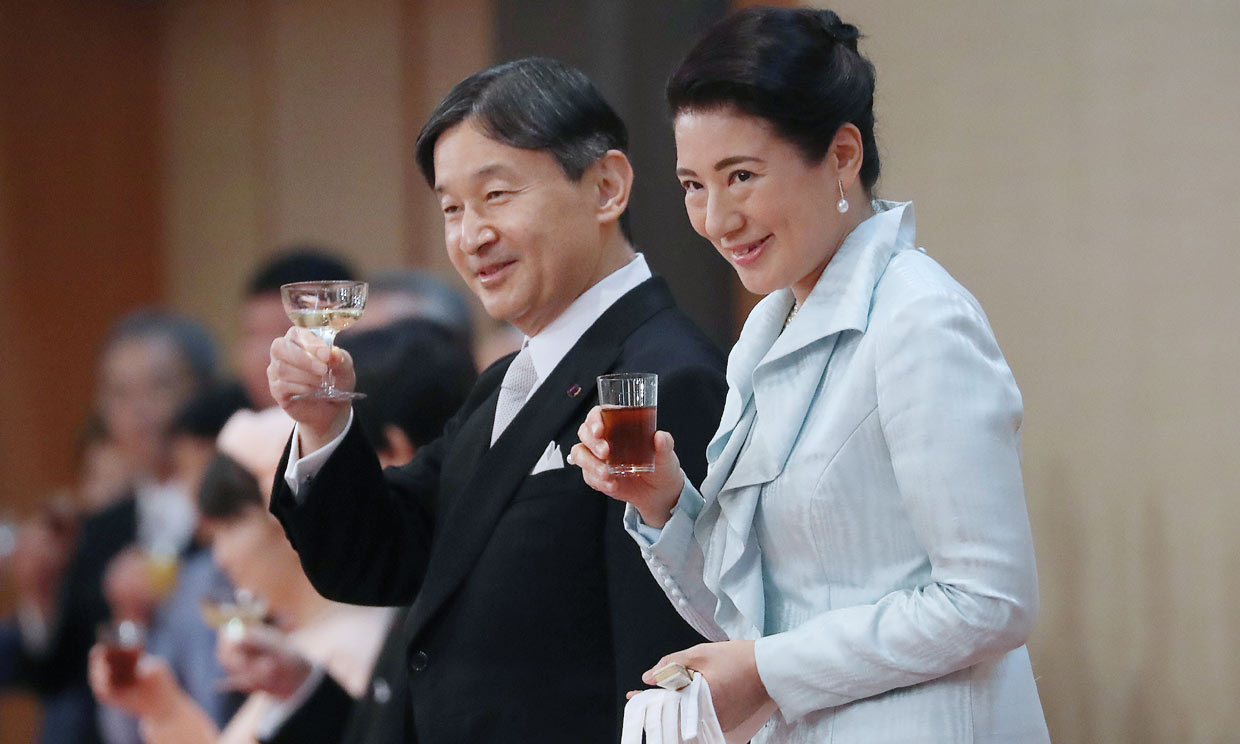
[652, 662, 695, 691]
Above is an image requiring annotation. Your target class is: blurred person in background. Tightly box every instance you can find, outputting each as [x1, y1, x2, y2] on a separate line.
[95, 383, 251, 744]
[212, 318, 477, 744]
[89, 411, 391, 744]
[75, 415, 133, 514]
[235, 249, 355, 410]
[357, 269, 473, 345]
[5, 309, 219, 744]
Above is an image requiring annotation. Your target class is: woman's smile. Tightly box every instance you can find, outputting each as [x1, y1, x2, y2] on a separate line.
[725, 235, 771, 266]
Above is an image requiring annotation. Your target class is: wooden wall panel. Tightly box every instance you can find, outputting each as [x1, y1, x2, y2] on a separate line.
[0, 2, 163, 740]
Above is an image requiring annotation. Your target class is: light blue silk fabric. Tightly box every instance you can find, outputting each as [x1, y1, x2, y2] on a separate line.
[627, 202, 1050, 743]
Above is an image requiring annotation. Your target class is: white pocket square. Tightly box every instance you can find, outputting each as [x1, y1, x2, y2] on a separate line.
[530, 440, 565, 475]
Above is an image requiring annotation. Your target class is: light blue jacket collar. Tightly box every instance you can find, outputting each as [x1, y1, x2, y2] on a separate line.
[708, 200, 915, 467]
[693, 200, 916, 640]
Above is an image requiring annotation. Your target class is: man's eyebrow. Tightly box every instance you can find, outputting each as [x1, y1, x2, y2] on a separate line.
[675, 155, 764, 178]
[435, 163, 517, 195]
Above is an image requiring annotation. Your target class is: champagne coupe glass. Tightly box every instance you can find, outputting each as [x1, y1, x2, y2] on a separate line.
[280, 280, 368, 400]
[199, 586, 269, 641]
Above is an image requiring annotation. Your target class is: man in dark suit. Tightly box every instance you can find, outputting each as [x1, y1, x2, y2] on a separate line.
[267, 57, 727, 743]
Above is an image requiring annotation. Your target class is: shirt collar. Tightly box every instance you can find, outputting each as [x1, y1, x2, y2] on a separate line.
[134, 479, 196, 556]
[524, 253, 652, 390]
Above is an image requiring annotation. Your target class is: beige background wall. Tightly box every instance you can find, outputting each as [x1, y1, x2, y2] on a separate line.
[817, 2, 1240, 742]
[161, 0, 491, 353]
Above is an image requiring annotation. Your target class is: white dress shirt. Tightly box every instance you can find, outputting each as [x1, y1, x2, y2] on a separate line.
[285, 254, 653, 493]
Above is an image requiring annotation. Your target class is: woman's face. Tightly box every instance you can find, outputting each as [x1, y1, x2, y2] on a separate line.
[674, 108, 843, 302]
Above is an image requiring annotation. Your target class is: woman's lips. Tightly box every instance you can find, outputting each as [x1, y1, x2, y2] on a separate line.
[728, 235, 770, 266]
[476, 259, 516, 286]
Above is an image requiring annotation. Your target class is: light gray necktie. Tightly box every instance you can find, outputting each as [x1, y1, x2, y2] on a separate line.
[491, 345, 537, 445]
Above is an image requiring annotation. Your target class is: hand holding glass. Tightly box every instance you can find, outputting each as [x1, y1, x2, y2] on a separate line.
[97, 620, 145, 687]
[280, 280, 368, 401]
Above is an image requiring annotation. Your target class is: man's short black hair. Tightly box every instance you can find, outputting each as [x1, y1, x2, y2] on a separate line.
[197, 452, 263, 521]
[171, 382, 252, 439]
[341, 318, 477, 451]
[246, 247, 356, 296]
[414, 57, 632, 241]
[103, 309, 219, 387]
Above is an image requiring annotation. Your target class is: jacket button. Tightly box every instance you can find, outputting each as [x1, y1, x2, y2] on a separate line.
[410, 650, 429, 672]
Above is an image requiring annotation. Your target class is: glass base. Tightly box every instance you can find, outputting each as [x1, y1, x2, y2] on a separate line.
[291, 390, 367, 401]
[608, 464, 655, 475]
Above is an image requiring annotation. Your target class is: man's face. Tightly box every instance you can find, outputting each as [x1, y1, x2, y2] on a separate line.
[98, 336, 198, 480]
[236, 293, 288, 408]
[433, 119, 605, 337]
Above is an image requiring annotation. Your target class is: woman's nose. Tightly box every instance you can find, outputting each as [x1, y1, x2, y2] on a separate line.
[703, 192, 743, 240]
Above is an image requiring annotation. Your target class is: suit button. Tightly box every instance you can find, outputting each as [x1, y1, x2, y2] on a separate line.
[372, 677, 391, 703]
[410, 650, 429, 672]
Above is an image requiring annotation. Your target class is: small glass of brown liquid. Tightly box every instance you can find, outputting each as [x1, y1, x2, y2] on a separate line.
[97, 620, 145, 687]
[596, 373, 658, 475]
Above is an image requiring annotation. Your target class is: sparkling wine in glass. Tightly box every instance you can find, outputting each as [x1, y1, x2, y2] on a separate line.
[280, 280, 368, 401]
[199, 587, 269, 642]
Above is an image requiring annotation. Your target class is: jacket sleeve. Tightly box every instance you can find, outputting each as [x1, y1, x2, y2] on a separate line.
[753, 287, 1039, 721]
[269, 416, 449, 607]
[622, 480, 727, 643]
[603, 362, 727, 729]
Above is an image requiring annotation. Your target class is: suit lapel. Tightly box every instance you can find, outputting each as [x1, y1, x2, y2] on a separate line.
[404, 277, 677, 641]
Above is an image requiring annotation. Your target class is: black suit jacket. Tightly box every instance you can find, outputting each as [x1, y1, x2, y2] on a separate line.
[271, 277, 727, 743]
[261, 608, 410, 744]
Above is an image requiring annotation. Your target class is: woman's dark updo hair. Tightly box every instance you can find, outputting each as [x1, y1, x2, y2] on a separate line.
[667, 7, 880, 192]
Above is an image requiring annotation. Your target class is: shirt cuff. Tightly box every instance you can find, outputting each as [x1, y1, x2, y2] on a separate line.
[283, 410, 354, 502]
[255, 664, 327, 739]
[623, 472, 703, 549]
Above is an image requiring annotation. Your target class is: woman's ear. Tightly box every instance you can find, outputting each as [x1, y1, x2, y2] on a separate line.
[592, 149, 634, 230]
[828, 123, 865, 188]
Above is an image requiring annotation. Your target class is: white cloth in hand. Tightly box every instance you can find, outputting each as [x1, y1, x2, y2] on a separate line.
[621, 674, 766, 744]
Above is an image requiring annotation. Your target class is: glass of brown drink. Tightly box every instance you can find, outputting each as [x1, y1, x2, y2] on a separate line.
[596, 373, 658, 475]
[97, 620, 145, 687]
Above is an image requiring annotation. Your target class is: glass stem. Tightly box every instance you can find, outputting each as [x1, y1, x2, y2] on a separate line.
[316, 330, 337, 394]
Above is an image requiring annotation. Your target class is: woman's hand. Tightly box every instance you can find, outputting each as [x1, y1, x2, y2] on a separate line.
[267, 328, 354, 449]
[570, 405, 685, 528]
[216, 622, 314, 699]
[640, 641, 773, 733]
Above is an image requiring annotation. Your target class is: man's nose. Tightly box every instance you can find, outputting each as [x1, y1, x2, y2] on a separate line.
[460, 209, 497, 255]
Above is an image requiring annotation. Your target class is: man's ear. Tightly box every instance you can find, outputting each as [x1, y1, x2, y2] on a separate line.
[592, 149, 634, 228]
[376, 424, 416, 468]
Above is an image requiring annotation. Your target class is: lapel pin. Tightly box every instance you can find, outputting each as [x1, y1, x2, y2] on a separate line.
[567, 384, 582, 398]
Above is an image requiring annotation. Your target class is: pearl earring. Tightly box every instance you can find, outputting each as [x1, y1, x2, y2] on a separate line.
[836, 179, 849, 214]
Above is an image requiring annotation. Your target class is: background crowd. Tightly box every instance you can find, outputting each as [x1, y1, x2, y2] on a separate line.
[0, 248, 491, 744]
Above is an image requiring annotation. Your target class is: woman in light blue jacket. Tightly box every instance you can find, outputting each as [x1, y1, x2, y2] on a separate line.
[571, 8, 1050, 743]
